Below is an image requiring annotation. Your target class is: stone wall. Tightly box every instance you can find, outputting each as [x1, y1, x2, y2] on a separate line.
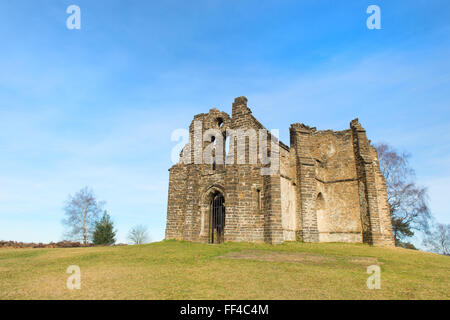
[280, 146, 297, 241]
[309, 129, 362, 243]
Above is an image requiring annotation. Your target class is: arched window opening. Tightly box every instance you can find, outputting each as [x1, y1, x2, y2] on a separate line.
[316, 193, 325, 211]
[316, 193, 326, 239]
[256, 188, 262, 212]
[210, 135, 217, 170]
[224, 135, 230, 167]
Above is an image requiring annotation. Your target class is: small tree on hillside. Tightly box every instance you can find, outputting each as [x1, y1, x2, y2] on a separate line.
[423, 223, 450, 255]
[127, 225, 150, 245]
[93, 211, 117, 246]
[62, 187, 105, 244]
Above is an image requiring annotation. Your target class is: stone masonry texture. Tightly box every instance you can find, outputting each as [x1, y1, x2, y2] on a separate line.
[165, 97, 395, 246]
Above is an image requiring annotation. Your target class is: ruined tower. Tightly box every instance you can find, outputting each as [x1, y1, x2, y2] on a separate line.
[165, 97, 394, 246]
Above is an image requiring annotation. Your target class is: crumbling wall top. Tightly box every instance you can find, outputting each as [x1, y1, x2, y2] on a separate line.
[290, 123, 317, 133]
[233, 96, 248, 107]
[350, 118, 365, 132]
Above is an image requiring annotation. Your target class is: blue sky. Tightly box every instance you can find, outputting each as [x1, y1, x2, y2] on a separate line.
[0, 0, 449, 244]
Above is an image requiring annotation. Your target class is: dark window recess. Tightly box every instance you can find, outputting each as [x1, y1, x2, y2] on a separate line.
[209, 192, 225, 244]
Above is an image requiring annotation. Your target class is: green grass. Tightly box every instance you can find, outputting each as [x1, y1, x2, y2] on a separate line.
[0, 240, 448, 300]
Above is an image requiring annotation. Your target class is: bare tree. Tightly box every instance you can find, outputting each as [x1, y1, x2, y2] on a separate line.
[62, 187, 105, 244]
[375, 143, 432, 245]
[423, 223, 450, 255]
[127, 225, 150, 245]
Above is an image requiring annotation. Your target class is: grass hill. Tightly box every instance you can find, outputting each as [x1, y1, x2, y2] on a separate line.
[0, 240, 448, 299]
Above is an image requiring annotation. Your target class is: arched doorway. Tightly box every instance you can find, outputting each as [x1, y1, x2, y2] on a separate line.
[209, 192, 225, 244]
[316, 193, 326, 242]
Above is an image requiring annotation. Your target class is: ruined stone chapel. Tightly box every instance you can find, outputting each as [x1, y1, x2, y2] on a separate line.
[165, 96, 394, 246]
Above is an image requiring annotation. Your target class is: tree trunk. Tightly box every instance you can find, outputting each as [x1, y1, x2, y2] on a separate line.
[83, 205, 88, 245]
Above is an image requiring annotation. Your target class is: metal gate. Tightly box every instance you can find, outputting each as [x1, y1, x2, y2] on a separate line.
[209, 193, 225, 244]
